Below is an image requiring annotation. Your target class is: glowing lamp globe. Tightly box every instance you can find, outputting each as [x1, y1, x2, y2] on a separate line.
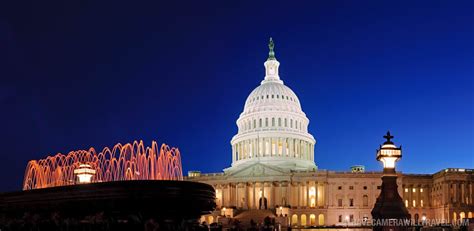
[73, 164, 96, 184]
[376, 131, 402, 170]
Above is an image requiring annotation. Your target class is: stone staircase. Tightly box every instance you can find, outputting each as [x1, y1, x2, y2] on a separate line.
[234, 209, 276, 227]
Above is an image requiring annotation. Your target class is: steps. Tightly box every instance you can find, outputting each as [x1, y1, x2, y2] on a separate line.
[234, 209, 276, 226]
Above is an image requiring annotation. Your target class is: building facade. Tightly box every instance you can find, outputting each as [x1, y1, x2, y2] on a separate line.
[187, 39, 474, 227]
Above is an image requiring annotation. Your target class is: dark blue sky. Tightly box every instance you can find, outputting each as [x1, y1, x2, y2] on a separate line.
[1, 1, 473, 192]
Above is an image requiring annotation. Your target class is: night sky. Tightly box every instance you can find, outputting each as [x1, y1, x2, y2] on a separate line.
[1, 1, 473, 192]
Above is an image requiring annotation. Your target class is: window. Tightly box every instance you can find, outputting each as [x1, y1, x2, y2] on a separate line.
[338, 215, 342, 222]
[266, 95, 269, 99]
[259, 118, 262, 127]
[265, 118, 268, 127]
[349, 186, 354, 190]
[412, 200, 416, 207]
[420, 188, 423, 193]
[338, 199, 343, 207]
[284, 118, 287, 127]
[349, 198, 354, 207]
[405, 188, 408, 192]
[290, 119, 293, 128]
[420, 200, 423, 207]
[405, 200, 408, 207]
[350, 215, 354, 222]
[253, 120, 256, 129]
[363, 186, 367, 190]
[377, 186, 381, 190]
[271, 94, 274, 98]
[278, 118, 281, 126]
[272, 118, 275, 126]
[338, 186, 342, 190]
[412, 188, 416, 193]
[363, 195, 368, 207]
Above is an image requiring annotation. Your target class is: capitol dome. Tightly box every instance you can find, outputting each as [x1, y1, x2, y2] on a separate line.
[227, 38, 317, 173]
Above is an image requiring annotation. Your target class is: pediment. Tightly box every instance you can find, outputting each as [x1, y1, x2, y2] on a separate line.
[226, 163, 287, 178]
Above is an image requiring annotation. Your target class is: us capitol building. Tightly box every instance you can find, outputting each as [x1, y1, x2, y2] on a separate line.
[187, 39, 474, 227]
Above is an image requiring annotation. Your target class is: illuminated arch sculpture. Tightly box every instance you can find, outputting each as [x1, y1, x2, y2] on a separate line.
[23, 140, 183, 190]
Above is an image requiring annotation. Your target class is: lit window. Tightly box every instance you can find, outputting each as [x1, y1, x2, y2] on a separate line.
[405, 200, 408, 207]
[421, 200, 424, 207]
[413, 188, 416, 193]
[412, 200, 416, 207]
[420, 188, 423, 193]
[405, 188, 408, 192]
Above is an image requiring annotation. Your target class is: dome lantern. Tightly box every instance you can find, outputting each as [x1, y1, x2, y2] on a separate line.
[262, 37, 283, 84]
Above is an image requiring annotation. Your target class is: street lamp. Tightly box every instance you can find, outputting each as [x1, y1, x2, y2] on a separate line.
[371, 131, 410, 231]
[73, 164, 96, 184]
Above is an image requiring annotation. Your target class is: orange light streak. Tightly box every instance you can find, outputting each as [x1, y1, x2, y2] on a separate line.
[23, 140, 183, 190]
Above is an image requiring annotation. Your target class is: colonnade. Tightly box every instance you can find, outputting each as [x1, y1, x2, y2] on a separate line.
[214, 181, 326, 209]
[232, 137, 314, 162]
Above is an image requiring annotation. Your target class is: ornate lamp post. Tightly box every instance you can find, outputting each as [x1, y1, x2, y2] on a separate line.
[371, 131, 410, 231]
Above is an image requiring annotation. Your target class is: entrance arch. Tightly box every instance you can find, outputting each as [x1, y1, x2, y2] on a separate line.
[318, 214, 325, 226]
[310, 214, 316, 226]
[291, 214, 298, 226]
[300, 214, 307, 226]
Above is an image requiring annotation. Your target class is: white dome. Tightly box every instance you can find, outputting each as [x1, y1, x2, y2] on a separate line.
[226, 38, 317, 173]
[242, 82, 303, 115]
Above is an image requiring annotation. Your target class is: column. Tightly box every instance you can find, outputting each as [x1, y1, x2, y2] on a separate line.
[307, 181, 310, 207]
[324, 182, 329, 207]
[297, 182, 301, 207]
[288, 182, 292, 207]
[283, 138, 287, 157]
[315, 181, 319, 207]
[253, 182, 257, 209]
[270, 182, 275, 208]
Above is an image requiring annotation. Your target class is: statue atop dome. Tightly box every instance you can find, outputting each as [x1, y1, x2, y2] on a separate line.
[268, 37, 276, 60]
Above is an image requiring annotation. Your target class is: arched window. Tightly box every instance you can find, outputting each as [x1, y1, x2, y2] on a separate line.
[272, 118, 275, 126]
[453, 212, 457, 221]
[468, 212, 472, 218]
[253, 119, 256, 129]
[208, 216, 214, 224]
[460, 212, 465, 219]
[405, 200, 408, 207]
[265, 118, 268, 127]
[259, 118, 262, 127]
[278, 118, 282, 126]
[285, 118, 288, 127]
[363, 195, 368, 207]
